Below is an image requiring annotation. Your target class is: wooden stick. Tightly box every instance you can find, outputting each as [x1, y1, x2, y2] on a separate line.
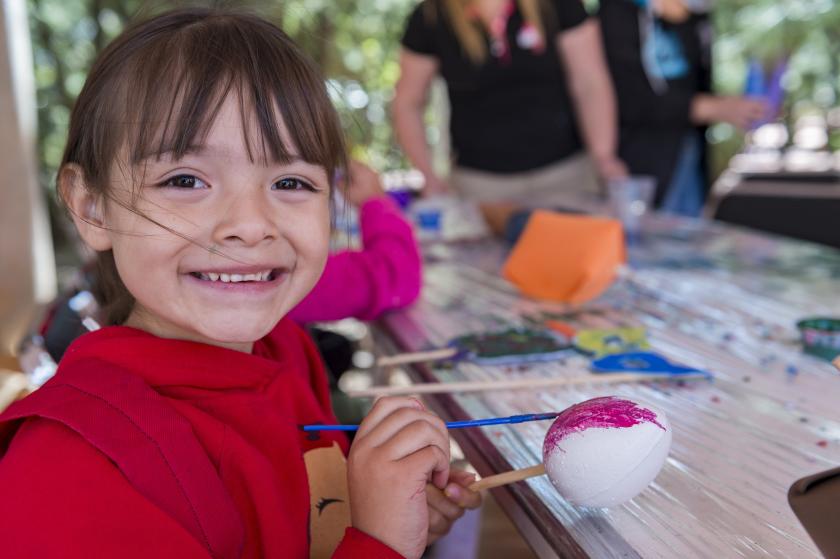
[376, 347, 459, 368]
[469, 464, 546, 491]
[346, 371, 708, 398]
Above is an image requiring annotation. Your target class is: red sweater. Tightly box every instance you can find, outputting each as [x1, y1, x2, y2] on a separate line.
[0, 320, 403, 559]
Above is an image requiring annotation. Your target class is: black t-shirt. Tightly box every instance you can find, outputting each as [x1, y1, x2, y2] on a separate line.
[599, 0, 711, 201]
[401, 0, 589, 174]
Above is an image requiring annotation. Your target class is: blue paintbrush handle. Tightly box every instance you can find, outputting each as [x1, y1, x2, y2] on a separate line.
[301, 412, 559, 432]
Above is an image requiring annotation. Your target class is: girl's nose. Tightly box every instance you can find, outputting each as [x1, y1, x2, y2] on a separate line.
[212, 189, 278, 247]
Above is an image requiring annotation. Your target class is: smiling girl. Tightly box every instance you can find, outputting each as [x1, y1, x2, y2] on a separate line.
[0, 8, 477, 559]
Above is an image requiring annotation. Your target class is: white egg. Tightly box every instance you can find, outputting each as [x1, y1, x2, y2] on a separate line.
[542, 396, 671, 508]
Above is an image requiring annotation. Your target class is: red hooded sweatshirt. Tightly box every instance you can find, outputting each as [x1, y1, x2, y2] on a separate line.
[0, 319, 403, 559]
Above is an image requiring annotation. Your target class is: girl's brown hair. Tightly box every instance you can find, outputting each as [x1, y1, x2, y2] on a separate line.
[59, 7, 347, 325]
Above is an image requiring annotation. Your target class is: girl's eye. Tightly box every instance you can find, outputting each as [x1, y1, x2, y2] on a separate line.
[160, 174, 208, 189]
[273, 177, 316, 192]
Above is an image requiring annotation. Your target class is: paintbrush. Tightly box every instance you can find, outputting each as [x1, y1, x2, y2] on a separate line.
[345, 371, 709, 399]
[376, 327, 571, 368]
[301, 412, 559, 432]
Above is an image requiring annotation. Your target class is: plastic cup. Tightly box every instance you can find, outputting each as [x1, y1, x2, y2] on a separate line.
[797, 317, 840, 361]
[606, 176, 656, 238]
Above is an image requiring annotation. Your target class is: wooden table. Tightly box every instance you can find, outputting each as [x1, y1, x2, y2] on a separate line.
[376, 214, 840, 558]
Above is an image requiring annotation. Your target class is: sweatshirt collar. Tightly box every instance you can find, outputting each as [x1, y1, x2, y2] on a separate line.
[60, 325, 285, 392]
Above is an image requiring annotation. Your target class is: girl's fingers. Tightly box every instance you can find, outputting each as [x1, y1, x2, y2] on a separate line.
[376, 419, 450, 464]
[355, 396, 424, 439]
[428, 508, 450, 538]
[443, 469, 483, 508]
[427, 508, 448, 542]
[444, 481, 482, 509]
[426, 485, 464, 521]
[448, 469, 477, 486]
[361, 407, 446, 449]
[402, 445, 451, 490]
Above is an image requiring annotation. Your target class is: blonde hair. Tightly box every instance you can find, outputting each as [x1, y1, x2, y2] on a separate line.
[438, 0, 550, 64]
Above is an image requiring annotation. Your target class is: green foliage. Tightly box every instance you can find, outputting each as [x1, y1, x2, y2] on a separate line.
[27, 0, 416, 195]
[28, 0, 144, 190]
[27, 0, 840, 193]
[274, 0, 415, 169]
[710, 0, 840, 174]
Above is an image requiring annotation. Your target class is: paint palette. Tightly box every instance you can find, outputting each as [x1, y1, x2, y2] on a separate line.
[448, 327, 571, 366]
[590, 351, 710, 378]
[573, 327, 650, 357]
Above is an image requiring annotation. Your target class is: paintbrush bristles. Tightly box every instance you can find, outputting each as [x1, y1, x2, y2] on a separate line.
[469, 464, 546, 491]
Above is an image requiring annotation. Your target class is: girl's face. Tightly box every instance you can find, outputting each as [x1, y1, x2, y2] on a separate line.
[95, 96, 331, 352]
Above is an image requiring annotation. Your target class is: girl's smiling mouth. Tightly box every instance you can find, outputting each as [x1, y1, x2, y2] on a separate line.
[189, 269, 280, 283]
[185, 266, 288, 291]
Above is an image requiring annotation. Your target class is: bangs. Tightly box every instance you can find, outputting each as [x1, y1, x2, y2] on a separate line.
[70, 8, 346, 184]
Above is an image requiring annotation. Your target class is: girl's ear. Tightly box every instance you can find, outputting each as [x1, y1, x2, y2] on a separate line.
[59, 164, 113, 252]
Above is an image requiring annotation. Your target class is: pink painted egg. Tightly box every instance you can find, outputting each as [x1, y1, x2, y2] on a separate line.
[542, 396, 671, 507]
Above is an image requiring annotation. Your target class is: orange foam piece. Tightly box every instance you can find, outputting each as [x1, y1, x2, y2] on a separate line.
[502, 211, 625, 304]
[545, 320, 577, 338]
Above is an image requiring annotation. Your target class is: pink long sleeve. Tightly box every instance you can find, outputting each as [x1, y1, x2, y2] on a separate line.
[289, 196, 422, 323]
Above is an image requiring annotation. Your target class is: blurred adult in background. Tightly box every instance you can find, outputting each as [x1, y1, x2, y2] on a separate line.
[393, 0, 627, 206]
[599, 0, 767, 216]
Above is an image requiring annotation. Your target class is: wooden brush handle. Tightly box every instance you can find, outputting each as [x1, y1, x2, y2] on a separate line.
[346, 371, 707, 398]
[376, 347, 459, 368]
[469, 464, 546, 491]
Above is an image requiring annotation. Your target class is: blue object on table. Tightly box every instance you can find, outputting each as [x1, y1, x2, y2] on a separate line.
[416, 208, 442, 231]
[301, 411, 560, 432]
[591, 351, 712, 378]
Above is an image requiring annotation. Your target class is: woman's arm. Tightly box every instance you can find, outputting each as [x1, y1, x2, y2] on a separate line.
[392, 48, 448, 194]
[557, 19, 627, 180]
[690, 94, 768, 129]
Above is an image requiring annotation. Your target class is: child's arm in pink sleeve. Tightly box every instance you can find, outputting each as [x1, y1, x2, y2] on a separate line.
[288, 196, 422, 324]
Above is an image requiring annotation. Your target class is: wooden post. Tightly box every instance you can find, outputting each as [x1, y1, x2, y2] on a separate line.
[0, 0, 56, 356]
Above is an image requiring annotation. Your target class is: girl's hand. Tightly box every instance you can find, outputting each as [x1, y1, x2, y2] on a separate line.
[426, 469, 483, 544]
[340, 160, 385, 207]
[348, 397, 451, 559]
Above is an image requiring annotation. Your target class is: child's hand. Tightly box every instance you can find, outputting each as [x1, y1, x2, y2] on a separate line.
[426, 469, 483, 544]
[348, 397, 451, 559]
[340, 160, 385, 207]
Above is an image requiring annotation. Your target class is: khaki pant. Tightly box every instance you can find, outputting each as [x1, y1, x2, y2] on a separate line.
[450, 152, 601, 208]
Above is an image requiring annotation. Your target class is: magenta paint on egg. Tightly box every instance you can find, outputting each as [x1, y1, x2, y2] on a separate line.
[543, 396, 665, 455]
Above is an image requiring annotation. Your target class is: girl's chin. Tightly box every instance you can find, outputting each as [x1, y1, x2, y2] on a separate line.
[128, 302, 294, 350]
[196, 323, 279, 349]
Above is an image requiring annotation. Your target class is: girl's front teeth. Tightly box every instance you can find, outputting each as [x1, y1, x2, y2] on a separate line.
[197, 271, 272, 282]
